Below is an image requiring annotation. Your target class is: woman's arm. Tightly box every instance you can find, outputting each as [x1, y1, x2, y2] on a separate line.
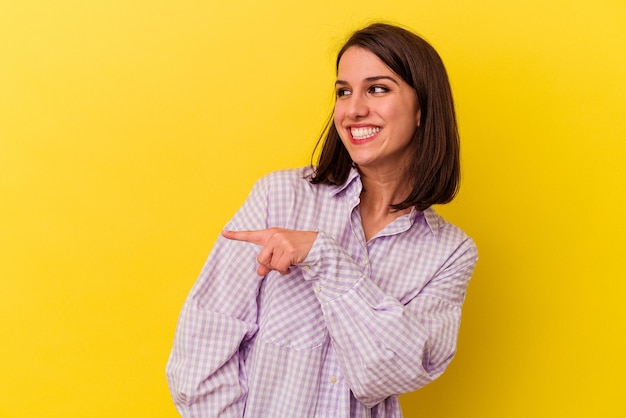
[301, 231, 477, 407]
[165, 237, 263, 417]
[166, 180, 270, 417]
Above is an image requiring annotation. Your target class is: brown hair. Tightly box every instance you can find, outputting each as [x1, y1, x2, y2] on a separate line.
[311, 23, 460, 211]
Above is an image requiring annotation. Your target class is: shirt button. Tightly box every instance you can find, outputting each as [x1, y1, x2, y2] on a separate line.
[302, 265, 311, 272]
[313, 285, 321, 293]
[329, 376, 338, 384]
[361, 259, 369, 266]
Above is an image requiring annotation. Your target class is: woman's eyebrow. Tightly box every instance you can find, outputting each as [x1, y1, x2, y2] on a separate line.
[335, 75, 400, 86]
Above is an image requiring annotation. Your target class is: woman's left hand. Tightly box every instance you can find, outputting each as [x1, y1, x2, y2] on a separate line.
[222, 228, 318, 276]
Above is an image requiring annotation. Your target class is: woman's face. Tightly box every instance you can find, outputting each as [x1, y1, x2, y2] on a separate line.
[334, 47, 420, 175]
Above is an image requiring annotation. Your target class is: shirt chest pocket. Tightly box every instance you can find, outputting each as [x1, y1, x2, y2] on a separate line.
[257, 276, 328, 351]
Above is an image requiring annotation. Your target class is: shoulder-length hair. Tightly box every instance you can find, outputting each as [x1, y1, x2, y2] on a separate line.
[311, 23, 460, 211]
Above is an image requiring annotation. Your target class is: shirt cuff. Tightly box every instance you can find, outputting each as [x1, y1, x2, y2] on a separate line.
[298, 231, 365, 304]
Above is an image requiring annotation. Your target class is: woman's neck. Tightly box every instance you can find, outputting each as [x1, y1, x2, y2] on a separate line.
[358, 167, 413, 241]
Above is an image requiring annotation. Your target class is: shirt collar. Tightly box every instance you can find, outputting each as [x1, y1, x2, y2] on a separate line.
[329, 166, 361, 197]
[421, 207, 442, 236]
[329, 166, 442, 237]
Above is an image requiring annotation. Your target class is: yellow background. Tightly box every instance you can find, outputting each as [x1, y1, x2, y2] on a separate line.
[1, 0, 625, 416]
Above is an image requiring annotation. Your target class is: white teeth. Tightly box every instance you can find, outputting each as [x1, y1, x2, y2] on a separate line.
[351, 126, 381, 139]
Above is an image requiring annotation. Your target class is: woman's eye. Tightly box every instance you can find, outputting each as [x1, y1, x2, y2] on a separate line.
[336, 89, 351, 98]
[370, 85, 389, 94]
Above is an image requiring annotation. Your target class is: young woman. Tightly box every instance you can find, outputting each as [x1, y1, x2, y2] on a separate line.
[167, 22, 478, 417]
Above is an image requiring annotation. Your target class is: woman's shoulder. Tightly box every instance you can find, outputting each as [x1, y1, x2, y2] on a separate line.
[249, 166, 330, 227]
[422, 207, 477, 252]
[254, 166, 318, 192]
[260, 166, 315, 182]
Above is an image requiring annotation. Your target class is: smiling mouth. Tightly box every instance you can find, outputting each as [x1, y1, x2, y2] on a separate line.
[351, 126, 381, 140]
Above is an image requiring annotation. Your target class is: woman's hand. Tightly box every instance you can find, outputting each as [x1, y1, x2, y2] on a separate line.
[222, 228, 318, 276]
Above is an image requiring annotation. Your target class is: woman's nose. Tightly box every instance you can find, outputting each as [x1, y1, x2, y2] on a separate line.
[347, 95, 369, 119]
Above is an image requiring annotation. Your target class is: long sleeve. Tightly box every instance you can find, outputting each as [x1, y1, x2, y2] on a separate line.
[166, 180, 270, 417]
[299, 229, 478, 408]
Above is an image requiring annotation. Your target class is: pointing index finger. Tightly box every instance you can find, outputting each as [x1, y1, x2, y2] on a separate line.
[221, 229, 269, 246]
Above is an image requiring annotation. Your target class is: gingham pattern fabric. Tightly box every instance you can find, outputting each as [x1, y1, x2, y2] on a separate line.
[166, 166, 477, 418]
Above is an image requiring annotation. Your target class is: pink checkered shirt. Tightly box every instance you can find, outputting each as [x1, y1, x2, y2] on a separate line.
[166, 166, 477, 417]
